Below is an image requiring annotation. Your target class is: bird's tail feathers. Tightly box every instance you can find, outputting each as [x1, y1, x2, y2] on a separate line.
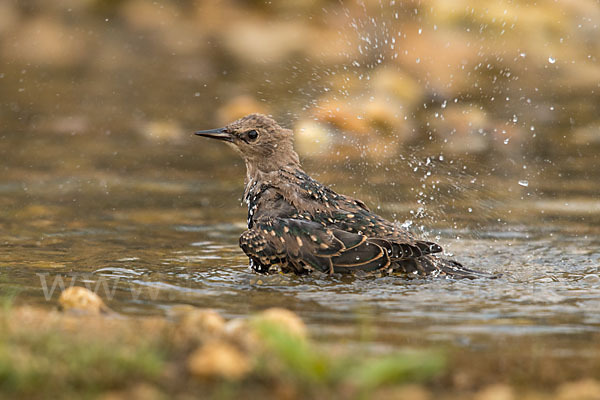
[397, 255, 501, 279]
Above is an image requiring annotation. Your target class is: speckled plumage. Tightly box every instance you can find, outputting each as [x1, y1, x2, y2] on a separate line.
[196, 113, 494, 278]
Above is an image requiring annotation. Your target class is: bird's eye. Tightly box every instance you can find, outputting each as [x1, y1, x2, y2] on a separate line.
[246, 130, 259, 141]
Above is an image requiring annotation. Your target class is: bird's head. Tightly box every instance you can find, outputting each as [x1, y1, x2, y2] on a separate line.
[195, 113, 300, 176]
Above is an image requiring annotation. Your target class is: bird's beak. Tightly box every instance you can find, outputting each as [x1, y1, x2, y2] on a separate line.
[194, 128, 233, 142]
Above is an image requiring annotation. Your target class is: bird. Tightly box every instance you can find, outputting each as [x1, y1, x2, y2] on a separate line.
[195, 113, 496, 279]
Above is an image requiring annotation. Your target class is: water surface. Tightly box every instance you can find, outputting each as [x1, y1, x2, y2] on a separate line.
[2, 131, 599, 361]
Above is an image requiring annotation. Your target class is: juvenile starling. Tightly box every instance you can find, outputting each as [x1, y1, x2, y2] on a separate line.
[195, 114, 494, 278]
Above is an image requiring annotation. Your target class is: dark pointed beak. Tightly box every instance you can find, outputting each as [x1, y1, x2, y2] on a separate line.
[194, 128, 233, 142]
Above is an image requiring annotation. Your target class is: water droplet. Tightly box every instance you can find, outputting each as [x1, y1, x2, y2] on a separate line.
[504, 138, 510, 144]
[518, 180, 529, 187]
[548, 56, 556, 64]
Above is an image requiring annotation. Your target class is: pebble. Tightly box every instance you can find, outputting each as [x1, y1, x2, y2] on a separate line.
[58, 287, 110, 314]
[174, 308, 226, 341]
[187, 341, 250, 380]
[253, 307, 307, 339]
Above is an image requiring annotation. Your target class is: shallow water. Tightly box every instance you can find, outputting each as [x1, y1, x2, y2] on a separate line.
[2, 130, 599, 358]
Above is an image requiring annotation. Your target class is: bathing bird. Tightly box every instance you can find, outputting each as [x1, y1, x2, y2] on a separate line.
[195, 113, 494, 278]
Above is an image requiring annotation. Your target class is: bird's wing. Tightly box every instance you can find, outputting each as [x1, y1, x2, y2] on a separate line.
[239, 217, 443, 274]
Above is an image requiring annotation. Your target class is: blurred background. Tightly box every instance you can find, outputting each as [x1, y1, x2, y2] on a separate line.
[2, 2, 600, 397]
[2, 0, 599, 159]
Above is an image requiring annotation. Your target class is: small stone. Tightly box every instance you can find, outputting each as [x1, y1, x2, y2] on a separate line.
[175, 308, 226, 341]
[224, 318, 259, 350]
[58, 287, 109, 314]
[253, 308, 307, 339]
[187, 341, 250, 380]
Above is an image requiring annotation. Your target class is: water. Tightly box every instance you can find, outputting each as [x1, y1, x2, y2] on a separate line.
[2, 128, 600, 358]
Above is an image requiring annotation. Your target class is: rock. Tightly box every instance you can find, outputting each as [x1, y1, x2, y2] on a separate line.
[224, 318, 259, 350]
[555, 379, 600, 400]
[58, 287, 110, 314]
[253, 308, 307, 339]
[226, 309, 307, 350]
[187, 341, 250, 380]
[174, 308, 226, 342]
